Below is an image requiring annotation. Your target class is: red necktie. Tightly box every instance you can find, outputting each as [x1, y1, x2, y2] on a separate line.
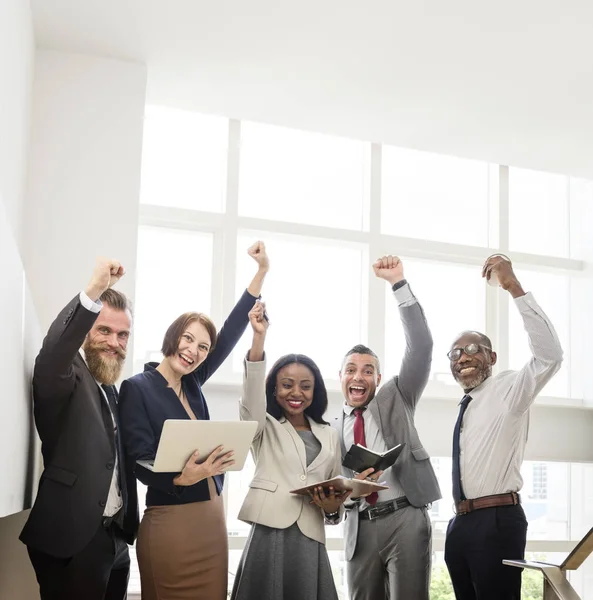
[353, 408, 378, 505]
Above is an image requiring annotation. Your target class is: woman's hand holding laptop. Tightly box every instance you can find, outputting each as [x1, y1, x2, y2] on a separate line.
[173, 445, 235, 486]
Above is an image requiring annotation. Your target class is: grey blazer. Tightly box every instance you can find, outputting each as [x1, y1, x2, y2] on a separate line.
[335, 284, 441, 560]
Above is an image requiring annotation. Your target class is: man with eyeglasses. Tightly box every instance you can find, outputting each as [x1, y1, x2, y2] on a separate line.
[444, 255, 564, 600]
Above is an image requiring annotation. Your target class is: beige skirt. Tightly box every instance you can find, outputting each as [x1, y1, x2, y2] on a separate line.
[137, 478, 228, 600]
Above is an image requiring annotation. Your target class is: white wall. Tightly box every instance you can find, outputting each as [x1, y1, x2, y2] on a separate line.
[24, 49, 147, 338]
[0, 1, 41, 597]
[0, 204, 40, 517]
[0, 0, 34, 249]
[0, 0, 36, 516]
[0, 45, 147, 600]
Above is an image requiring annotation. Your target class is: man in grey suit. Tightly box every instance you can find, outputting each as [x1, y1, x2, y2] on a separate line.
[335, 255, 441, 600]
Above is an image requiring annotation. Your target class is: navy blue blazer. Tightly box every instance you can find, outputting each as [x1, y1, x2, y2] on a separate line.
[119, 290, 257, 506]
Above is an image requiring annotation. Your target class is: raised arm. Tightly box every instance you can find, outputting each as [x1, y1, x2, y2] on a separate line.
[374, 256, 433, 409]
[195, 241, 269, 384]
[33, 258, 126, 418]
[239, 301, 269, 440]
[484, 257, 563, 413]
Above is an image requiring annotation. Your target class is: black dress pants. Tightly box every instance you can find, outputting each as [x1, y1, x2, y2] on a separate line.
[444, 504, 528, 600]
[27, 521, 130, 600]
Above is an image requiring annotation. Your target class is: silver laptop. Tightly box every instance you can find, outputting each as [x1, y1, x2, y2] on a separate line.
[136, 420, 258, 473]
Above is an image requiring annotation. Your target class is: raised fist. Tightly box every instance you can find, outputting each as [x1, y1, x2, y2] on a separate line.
[248, 300, 269, 336]
[247, 241, 269, 272]
[85, 257, 125, 300]
[482, 255, 521, 292]
[372, 255, 404, 286]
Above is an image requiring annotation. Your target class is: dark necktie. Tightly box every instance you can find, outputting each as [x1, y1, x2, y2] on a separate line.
[353, 408, 378, 506]
[101, 384, 128, 515]
[101, 383, 118, 415]
[452, 394, 472, 504]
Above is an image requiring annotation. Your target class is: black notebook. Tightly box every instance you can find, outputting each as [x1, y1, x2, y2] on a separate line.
[342, 442, 405, 473]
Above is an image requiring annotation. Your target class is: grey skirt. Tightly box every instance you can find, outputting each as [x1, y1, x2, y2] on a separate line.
[230, 522, 339, 600]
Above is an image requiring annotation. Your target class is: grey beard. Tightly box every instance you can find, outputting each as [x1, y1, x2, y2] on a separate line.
[454, 366, 491, 391]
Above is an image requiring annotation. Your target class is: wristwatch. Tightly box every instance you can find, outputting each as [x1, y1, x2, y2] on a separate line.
[392, 279, 407, 291]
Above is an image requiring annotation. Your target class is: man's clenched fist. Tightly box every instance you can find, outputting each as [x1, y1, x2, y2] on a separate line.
[373, 255, 404, 286]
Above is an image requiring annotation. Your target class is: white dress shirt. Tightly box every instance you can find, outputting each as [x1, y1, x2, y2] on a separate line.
[343, 404, 405, 509]
[459, 292, 563, 499]
[342, 282, 415, 509]
[79, 291, 123, 518]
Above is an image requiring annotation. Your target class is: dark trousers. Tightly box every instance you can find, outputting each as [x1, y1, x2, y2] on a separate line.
[27, 522, 130, 600]
[444, 504, 528, 600]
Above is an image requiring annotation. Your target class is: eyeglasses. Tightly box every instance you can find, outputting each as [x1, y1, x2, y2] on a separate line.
[447, 343, 491, 362]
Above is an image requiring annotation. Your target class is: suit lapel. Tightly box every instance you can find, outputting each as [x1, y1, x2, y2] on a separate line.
[76, 354, 121, 470]
[370, 387, 405, 450]
[77, 353, 112, 435]
[335, 410, 347, 457]
[280, 417, 307, 472]
[97, 386, 116, 454]
[107, 385, 129, 511]
[307, 419, 331, 472]
[335, 409, 355, 478]
[368, 396, 383, 434]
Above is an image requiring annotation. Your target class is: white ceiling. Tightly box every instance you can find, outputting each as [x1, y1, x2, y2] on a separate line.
[32, 0, 593, 178]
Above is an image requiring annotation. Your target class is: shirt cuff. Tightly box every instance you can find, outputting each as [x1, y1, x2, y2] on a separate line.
[392, 282, 416, 307]
[244, 355, 267, 370]
[514, 291, 535, 312]
[79, 290, 103, 313]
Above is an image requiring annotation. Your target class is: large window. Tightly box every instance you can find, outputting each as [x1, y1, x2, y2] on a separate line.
[130, 107, 593, 599]
[231, 231, 367, 377]
[509, 168, 593, 261]
[133, 226, 213, 374]
[239, 122, 369, 231]
[384, 259, 486, 388]
[528, 463, 549, 501]
[381, 146, 496, 247]
[509, 167, 570, 258]
[508, 268, 571, 398]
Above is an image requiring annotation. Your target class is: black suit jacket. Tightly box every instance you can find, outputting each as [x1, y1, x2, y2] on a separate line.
[20, 295, 139, 558]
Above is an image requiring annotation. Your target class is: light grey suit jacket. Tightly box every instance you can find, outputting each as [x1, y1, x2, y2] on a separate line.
[335, 283, 442, 560]
[238, 359, 343, 544]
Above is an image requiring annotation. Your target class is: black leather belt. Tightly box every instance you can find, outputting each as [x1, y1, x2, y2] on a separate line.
[359, 496, 410, 520]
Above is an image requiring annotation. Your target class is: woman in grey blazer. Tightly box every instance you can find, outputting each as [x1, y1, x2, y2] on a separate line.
[231, 302, 352, 600]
